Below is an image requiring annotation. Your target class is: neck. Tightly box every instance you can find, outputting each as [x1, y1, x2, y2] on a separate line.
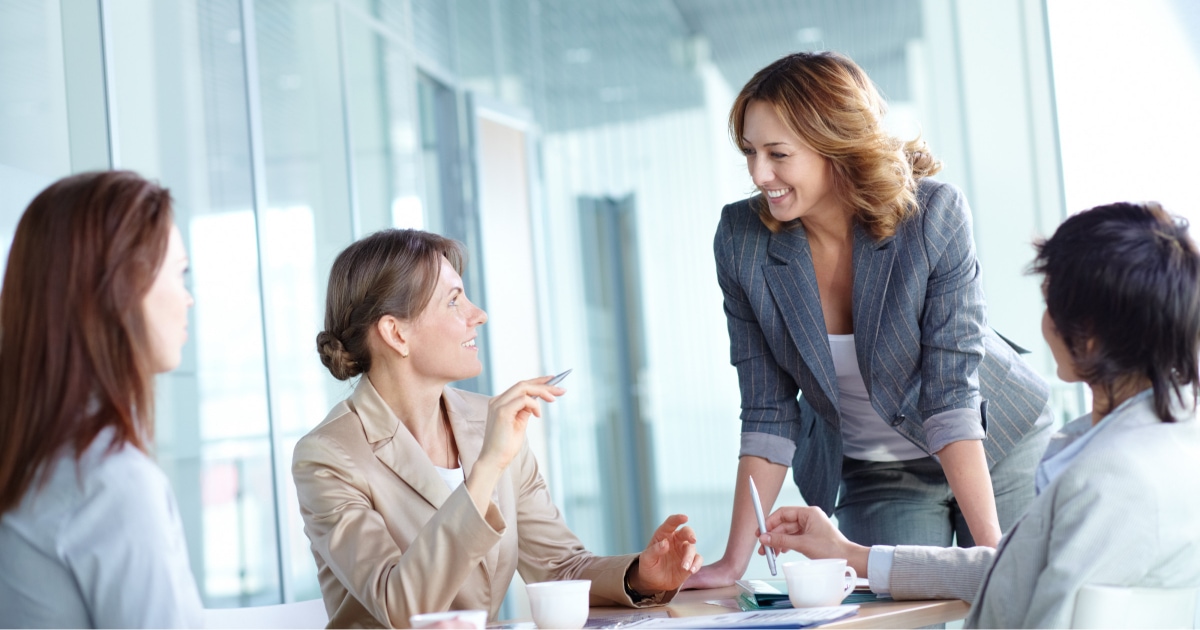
[366, 359, 451, 457]
[1089, 375, 1152, 424]
[799, 205, 854, 248]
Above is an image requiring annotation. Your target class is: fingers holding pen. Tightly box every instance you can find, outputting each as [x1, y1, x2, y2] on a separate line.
[480, 375, 568, 472]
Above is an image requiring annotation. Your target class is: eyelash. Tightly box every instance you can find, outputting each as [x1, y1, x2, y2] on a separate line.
[741, 148, 788, 160]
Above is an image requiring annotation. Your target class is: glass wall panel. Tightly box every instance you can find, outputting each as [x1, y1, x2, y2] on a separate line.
[105, 0, 283, 606]
[341, 10, 425, 234]
[0, 0, 70, 281]
[252, 0, 357, 601]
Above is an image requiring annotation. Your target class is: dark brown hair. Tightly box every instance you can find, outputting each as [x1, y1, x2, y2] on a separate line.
[1032, 201, 1200, 422]
[730, 51, 941, 238]
[0, 170, 174, 514]
[317, 229, 465, 380]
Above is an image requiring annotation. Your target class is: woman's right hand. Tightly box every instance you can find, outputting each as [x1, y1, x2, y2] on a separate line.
[476, 376, 565, 473]
[760, 506, 869, 576]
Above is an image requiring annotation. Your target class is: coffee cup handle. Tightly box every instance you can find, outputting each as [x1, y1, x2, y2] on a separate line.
[842, 566, 858, 599]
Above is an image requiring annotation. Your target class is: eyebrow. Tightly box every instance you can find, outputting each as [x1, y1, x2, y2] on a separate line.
[447, 286, 463, 297]
[740, 137, 792, 148]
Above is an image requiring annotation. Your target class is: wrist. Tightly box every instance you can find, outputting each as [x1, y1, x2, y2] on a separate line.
[624, 559, 652, 601]
[846, 544, 871, 578]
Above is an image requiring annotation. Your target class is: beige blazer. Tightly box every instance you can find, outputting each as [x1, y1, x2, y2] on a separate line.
[293, 377, 673, 628]
[884, 392, 1200, 628]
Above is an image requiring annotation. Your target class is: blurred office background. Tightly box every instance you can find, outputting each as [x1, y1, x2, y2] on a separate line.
[2, 0, 1198, 615]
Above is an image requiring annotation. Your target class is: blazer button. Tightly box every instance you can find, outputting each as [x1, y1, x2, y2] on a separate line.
[890, 413, 906, 427]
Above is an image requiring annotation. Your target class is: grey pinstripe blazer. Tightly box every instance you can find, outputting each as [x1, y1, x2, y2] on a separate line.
[886, 393, 1200, 628]
[714, 179, 1049, 514]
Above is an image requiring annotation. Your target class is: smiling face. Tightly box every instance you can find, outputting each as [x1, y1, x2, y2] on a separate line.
[142, 224, 194, 373]
[405, 257, 488, 383]
[740, 99, 842, 225]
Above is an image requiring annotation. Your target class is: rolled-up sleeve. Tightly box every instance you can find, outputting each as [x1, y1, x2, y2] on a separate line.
[917, 184, 986, 447]
[715, 206, 803, 463]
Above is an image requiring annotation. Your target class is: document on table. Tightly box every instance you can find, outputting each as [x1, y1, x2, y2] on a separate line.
[619, 605, 859, 628]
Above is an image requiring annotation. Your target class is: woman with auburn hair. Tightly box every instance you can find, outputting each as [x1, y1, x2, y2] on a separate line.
[0, 171, 201, 627]
[757, 202, 1200, 628]
[690, 51, 1052, 588]
[293, 229, 700, 628]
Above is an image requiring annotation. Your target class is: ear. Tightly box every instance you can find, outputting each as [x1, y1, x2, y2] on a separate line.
[374, 315, 411, 359]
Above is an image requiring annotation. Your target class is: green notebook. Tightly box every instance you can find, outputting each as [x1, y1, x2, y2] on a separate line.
[734, 579, 791, 608]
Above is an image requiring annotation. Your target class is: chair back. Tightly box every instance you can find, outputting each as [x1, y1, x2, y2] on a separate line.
[204, 598, 328, 629]
[1072, 584, 1199, 629]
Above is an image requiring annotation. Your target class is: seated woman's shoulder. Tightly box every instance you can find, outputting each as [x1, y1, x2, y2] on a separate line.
[444, 386, 491, 418]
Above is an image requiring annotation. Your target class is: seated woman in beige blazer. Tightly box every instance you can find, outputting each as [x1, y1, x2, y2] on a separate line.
[753, 201, 1200, 628]
[293, 229, 702, 628]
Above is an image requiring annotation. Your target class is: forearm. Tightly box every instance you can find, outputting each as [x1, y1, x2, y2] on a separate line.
[720, 456, 789, 571]
[936, 439, 1000, 547]
[465, 459, 504, 516]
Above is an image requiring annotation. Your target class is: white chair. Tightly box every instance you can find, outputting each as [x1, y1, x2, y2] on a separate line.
[1072, 585, 1200, 629]
[204, 598, 328, 629]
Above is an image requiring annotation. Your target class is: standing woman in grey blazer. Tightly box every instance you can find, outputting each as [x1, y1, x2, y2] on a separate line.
[690, 52, 1052, 589]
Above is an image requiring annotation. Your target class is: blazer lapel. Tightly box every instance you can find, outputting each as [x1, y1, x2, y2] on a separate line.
[850, 225, 896, 389]
[350, 377, 452, 510]
[764, 226, 839, 410]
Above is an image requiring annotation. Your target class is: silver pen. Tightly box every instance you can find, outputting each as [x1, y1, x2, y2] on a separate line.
[547, 368, 572, 386]
[749, 475, 777, 576]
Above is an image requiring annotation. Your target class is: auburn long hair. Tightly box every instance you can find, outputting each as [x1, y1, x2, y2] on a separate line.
[0, 171, 174, 515]
[730, 51, 942, 238]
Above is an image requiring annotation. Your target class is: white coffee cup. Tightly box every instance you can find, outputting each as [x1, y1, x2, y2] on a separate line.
[525, 579, 591, 629]
[782, 559, 857, 608]
[408, 609, 488, 629]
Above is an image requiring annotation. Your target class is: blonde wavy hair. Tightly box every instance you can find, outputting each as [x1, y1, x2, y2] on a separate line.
[729, 51, 941, 239]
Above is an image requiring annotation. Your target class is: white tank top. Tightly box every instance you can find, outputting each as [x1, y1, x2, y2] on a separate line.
[434, 462, 465, 490]
[828, 334, 928, 461]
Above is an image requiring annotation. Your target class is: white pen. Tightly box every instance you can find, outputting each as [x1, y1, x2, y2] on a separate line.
[749, 475, 777, 576]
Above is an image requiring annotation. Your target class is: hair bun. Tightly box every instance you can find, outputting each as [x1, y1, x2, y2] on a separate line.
[316, 330, 360, 380]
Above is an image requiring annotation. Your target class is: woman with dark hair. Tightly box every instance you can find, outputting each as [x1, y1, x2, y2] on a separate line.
[293, 229, 701, 628]
[692, 51, 1052, 587]
[0, 171, 201, 627]
[757, 201, 1200, 628]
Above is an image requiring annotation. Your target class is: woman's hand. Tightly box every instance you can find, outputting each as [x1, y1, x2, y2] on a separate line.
[759, 507, 869, 576]
[475, 376, 565, 474]
[467, 376, 564, 516]
[683, 559, 741, 590]
[627, 514, 702, 595]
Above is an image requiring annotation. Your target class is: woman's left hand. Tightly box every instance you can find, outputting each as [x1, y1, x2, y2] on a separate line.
[627, 514, 702, 595]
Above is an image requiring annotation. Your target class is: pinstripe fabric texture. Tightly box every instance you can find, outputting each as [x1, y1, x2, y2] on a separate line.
[714, 179, 1049, 514]
[887, 395, 1200, 628]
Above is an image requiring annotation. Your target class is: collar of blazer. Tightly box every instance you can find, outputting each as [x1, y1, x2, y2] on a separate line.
[350, 376, 489, 510]
[762, 219, 897, 413]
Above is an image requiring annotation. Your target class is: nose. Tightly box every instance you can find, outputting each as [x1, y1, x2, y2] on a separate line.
[748, 154, 772, 187]
[472, 304, 488, 327]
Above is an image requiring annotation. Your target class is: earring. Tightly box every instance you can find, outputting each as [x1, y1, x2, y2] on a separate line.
[400, 350, 409, 359]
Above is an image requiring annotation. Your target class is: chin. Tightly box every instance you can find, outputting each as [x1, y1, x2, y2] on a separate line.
[769, 207, 800, 223]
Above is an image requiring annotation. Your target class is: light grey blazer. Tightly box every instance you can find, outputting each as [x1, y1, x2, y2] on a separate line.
[886, 392, 1200, 628]
[0, 427, 204, 628]
[713, 178, 1049, 512]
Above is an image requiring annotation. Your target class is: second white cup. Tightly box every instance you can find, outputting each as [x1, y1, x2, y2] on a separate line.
[782, 559, 857, 608]
[525, 579, 591, 629]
